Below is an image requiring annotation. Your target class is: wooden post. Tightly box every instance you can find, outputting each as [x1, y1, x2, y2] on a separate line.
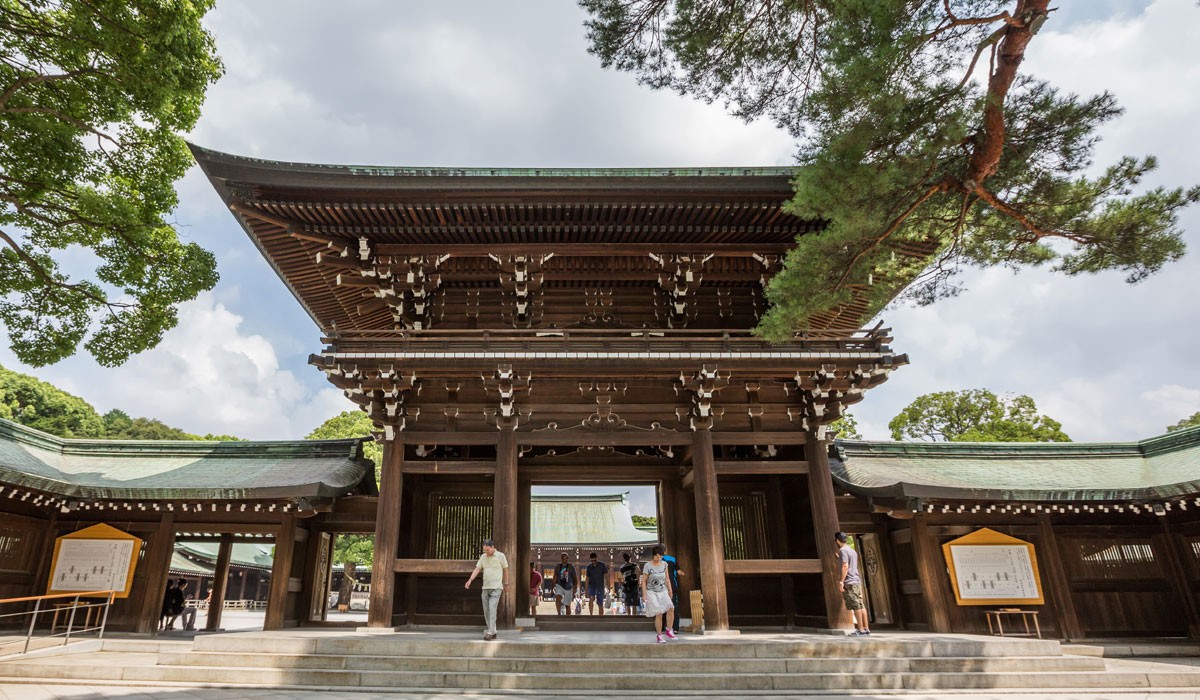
[264, 513, 297, 630]
[136, 513, 176, 634]
[205, 534, 233, 631]
[1156, 518, 1200, 639]
[806, 431, 851, 630]
[766, 475, 797, 628]
[517, 477, 533, 619]
[404, 477, 428, 626]
[368, 436, 404, 627]
[666, 476, 699, 623]
[494, 428, 519, 629]
[911, 515, 952, 633]
[31, 511, 58, 596]
[691, 428, 729, 630]
[1036, 514, 1082, 640]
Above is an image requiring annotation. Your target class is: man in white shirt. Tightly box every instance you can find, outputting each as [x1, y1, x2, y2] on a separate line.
[465, 538, 509, 640]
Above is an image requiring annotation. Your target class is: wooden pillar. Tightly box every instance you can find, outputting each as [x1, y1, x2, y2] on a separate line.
[136, 513, 176, 634]
[205, 534, 233, 631]
[31, 511, 59, 596]
[1036, 514, 1082, 640]
[1156, 518, 1200, 639]
[404, 477, 428, 626]
[517, 477, 533, 618]
[806, 431, 850, 629]
[368, 436, 404, 627]
[911, 515, 952, 633]
[666, 477, 699, 622]
[494, 428, 519, 629]
[766, 475, 797, 628]
[691, 429, 729, 630]
[264, 513, 297, 630]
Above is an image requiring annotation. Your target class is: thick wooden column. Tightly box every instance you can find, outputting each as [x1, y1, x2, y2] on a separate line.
[205, 534, 233, 631]
[1036, 514, 1081, 640]
[31, 511, 59, 596]
[806, 431, 850, 629]
[136, 513, 176, 634]
[766, 475, 797, 628]
[911, 515, 952, 633]
[691, 428, 729, 630]
[494, 428, 519, 629]
[368, 436, 404, 627]
[666, 476, 699, 622]
[517, 477, 533, 619]
[1156, 518, 1200, 639]
[264, 513, 298, 630]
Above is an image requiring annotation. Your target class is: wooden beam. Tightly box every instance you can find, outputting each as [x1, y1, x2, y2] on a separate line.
[403, 432, 498, 445]
[204, 534, 233, 631]
[518, 431, 692, 447]
[375, 243, 793, 256]
[806, 431, 850, 630]
[494, 429, 518, 630]
[402, 460, 495, 474]
[264, 514, 297, 630]
[1036, 515, 1082, 640]
[136, 513, 175, 634]
[724, 559, 823, 575]
[393, 559, 477, 574]
[691, 429, 729, 631]
[714, 460, 808, 475]
[911, 515, 953, 633]
[712, 432, 810, 445]
[368, 438, 404, 627]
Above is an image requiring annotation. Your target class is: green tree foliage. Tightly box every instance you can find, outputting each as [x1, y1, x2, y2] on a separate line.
[331, 534, 374, 609]
[0, 0, 224, 367]
[0, 364, 239, 440]
[581, 1, 1199, 337]
[306, 411, 383, 476]
[631, 514, 658, 529]
[1167, 412, 1200, 433]
[889, 389, 1069, 442]
[827, 412, 862, 440]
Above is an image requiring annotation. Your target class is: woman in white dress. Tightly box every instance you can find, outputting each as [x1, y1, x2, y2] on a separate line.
[641, 545, 677, 643]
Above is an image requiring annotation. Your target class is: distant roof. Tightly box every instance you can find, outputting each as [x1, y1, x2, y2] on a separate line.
[175, 541, 275, 570]
[0, 418, 376, 501]
[531, 493, 658, 546]
[830, 426, 1200, 504]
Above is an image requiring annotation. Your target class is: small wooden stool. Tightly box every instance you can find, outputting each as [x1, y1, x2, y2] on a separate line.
[985, 608, 1041, 638]
[50, 601, 99, 633]
[688, 590, 704, 633]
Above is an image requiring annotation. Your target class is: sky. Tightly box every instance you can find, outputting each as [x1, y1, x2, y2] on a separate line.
[2, 1, 1198, 515]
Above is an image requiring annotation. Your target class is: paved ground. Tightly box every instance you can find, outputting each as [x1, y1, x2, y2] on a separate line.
[1, 687, 1199, 699]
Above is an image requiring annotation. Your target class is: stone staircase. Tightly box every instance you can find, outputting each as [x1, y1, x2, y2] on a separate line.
[1, 631, 1199, 692]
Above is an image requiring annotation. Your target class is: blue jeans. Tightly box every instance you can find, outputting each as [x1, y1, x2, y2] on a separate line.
[481, 587, 501, 635]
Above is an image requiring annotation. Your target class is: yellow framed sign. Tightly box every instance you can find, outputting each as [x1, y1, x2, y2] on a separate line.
[942, 527, 1044, 606]
[47, 523, 142, 598]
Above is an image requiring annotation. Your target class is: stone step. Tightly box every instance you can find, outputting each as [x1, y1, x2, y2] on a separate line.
[158, 650, 1104, 675]
[2, 661, 1195, 691]
[190, 633, 1064, 660]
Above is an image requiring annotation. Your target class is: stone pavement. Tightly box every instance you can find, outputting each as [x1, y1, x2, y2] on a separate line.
[1, 686, 1200, 699]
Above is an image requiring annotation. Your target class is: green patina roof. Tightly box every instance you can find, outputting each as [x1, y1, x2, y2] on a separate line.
[175, 541, 275, 570]
[830, 425, 1200, 503]
[531, 493, 658, 546]
[168, 550, 214, 576]
[189, 144, 797, 181]
[0, 418, 375, 501]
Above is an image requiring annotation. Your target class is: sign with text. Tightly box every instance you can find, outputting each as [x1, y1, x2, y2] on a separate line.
[47, 523, 142, 598]
[942, 528, 1044, 606]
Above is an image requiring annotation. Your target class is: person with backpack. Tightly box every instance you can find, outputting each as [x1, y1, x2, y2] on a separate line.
[661, 546, 684, 632]
[552, 553, 578, 615]
[619, 551, 640, 615]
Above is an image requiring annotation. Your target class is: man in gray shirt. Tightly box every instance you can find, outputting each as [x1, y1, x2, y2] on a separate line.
[836, 531, 870, 636]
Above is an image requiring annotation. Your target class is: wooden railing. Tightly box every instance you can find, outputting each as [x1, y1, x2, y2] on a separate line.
[0, 590, 117, 657]
[319, 326, 894, 356]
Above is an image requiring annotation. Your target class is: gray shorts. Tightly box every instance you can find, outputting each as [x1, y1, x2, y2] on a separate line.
[554, 585, 572, 599]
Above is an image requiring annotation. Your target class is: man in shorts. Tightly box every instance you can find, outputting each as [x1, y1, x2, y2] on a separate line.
[584, 552, 609, 615]
[552, 553, 578, 615]
[836, 531, 870, 636]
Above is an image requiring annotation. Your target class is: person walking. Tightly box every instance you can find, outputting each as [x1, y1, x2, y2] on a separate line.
[641, 545, 677, 643]
[528, 562, 543, 617]
[465, 538, 509, 640]
[661, 546, 684, 632]
[159, 579, 178, 631]
[619, 552, 640, 616]
[175, 578, 197, 631]
[584, 552, 609, 616]
[836, 532, 870, 636]
[552, 553, 578, 615]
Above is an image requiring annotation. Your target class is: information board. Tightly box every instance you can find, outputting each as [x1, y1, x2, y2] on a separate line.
[46, 523, 142, 598]
[50, 539, 136, 592]
[941, 528, 1044, 606]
